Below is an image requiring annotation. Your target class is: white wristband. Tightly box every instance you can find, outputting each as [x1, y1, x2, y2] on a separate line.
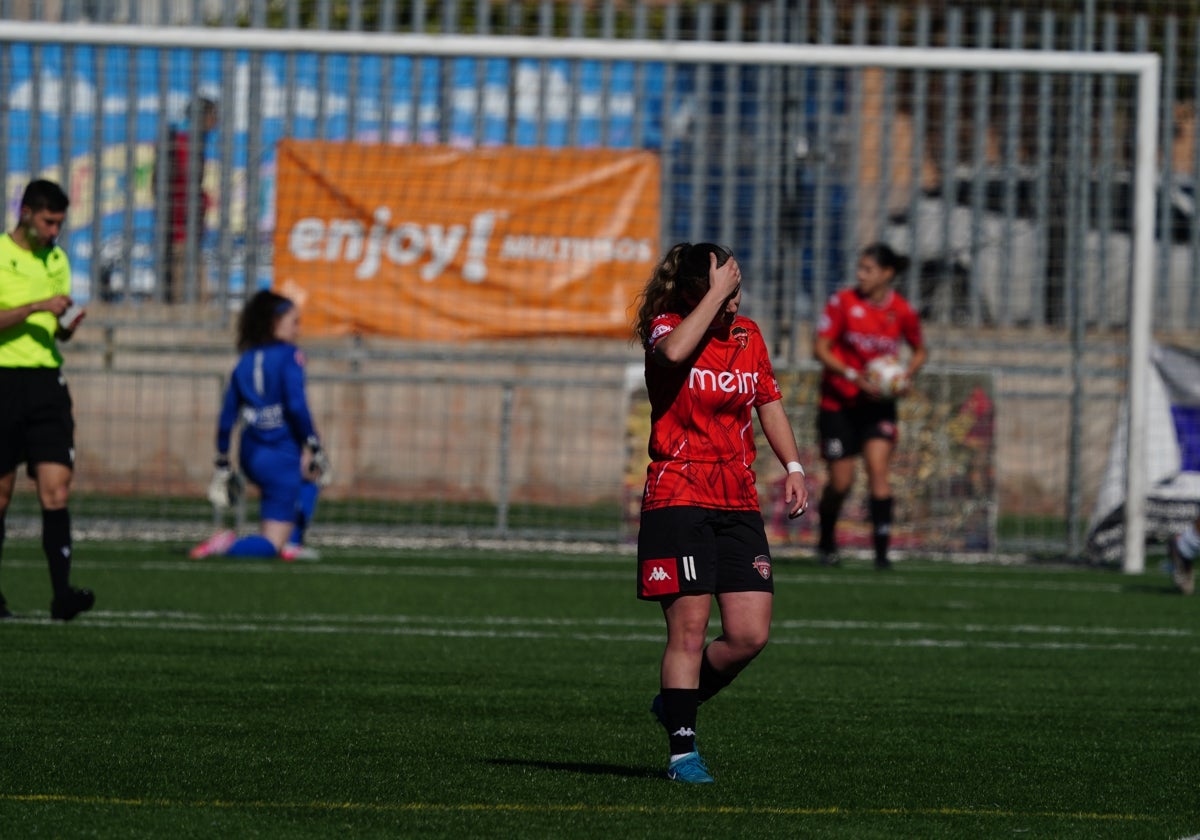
[843, 367, 858, 382]
[786, 461, 805, 476]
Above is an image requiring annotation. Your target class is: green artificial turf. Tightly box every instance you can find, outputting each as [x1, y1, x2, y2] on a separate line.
[0, 541, 1195, 838]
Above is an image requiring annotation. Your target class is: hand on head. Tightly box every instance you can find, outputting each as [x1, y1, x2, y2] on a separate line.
[709, 252, 741, 301]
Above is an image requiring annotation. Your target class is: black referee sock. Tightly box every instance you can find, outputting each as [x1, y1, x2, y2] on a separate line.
[697, 648, 735, 705]
[660, 688, 699, 756]
[869, 496, 894, 566]
[42, 508, 73, 596]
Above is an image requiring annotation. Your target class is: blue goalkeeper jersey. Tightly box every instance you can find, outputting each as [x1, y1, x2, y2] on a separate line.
[216, 341, 318, 458]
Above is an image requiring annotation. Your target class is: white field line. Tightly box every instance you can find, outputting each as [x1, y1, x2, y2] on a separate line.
[0, 790, 1172, 825]
[11, 609, 1196, 653]
[0, 556, 1134, 594]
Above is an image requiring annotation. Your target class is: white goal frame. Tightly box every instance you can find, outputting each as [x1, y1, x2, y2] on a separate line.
[0, 22, 1162, 573]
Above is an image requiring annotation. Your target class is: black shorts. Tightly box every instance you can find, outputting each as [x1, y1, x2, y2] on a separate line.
[637, 506, 774, 600]
[818, 401, 898, 461]
[0, 368, 76, 476]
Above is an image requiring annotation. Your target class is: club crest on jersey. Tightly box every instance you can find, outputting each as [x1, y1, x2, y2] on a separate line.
[752, 555, 772, 580]
[649, 323, 673, 346]
[731, 325, 748, 348]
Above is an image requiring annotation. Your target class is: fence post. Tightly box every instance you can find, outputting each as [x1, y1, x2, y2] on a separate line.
[496, 382, 515, 534]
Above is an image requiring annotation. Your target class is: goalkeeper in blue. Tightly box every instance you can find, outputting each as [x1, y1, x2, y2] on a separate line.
[189, 290, 330, 561]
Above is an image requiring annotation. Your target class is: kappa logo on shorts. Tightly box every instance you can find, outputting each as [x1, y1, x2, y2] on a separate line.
[752, 554, 772, 580]
[641, 557, 681, 597]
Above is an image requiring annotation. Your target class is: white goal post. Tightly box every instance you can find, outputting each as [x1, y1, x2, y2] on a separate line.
[0, 22, 1161, 573]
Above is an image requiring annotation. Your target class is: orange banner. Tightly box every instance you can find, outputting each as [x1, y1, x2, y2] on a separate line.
[273, 141, 661, 340]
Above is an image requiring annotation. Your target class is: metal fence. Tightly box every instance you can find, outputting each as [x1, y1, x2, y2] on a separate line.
[0, 0, 1194, 559]
[2, 2, 1198, 340]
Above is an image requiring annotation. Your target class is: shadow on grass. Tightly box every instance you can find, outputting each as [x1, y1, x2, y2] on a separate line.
[489, 757, 661, 780]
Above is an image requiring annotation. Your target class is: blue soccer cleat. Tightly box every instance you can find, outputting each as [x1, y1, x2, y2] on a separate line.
[666, 751, 714, 784]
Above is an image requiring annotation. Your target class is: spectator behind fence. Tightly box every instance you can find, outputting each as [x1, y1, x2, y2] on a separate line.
[155, 96, 218, 304]
[0, 178, 95, 621]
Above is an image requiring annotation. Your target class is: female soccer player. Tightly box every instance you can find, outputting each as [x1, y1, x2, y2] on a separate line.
[633, 242, 809, 783]
[813, 242, 927, 570]
[190, 290, 329, 560]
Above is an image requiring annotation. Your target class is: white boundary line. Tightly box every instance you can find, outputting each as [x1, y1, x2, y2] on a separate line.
[0, 556, 1142, 593]
[0, 790, 1169, 825]
[8, 608, 1194, 653]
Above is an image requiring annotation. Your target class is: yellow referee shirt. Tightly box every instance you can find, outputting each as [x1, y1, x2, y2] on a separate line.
[0, 232, 71, 368]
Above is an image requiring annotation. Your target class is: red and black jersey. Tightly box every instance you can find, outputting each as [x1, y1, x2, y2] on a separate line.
[816, 287, 923, 411]
[641, 313, 783, 512]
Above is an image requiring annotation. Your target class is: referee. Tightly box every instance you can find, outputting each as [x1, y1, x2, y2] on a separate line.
[0, 179, 94, 621]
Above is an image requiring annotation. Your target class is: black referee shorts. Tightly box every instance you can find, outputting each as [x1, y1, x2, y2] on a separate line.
[637, 506, 774, 600]
[0, 367, 75, 476]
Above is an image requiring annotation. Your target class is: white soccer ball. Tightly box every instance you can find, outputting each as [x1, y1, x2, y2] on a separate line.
[867, 356, 908, 399]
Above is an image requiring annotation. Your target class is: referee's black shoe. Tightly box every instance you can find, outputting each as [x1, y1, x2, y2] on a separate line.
[50, 588, 95, 621]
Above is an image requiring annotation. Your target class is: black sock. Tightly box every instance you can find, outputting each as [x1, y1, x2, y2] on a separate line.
[870, 496, 894, 565]
[43, 508, 72, 596]
[660, 688, 699, 756]
[0, 515, 6, 604]
[697, 647, 735, 705]
[818, 487, 845, 552]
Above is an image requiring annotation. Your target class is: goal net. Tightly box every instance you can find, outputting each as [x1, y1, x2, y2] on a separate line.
[0, 21, 1162, 570]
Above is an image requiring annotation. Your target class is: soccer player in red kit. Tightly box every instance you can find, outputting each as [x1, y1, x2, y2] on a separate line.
[813, 242, 927, 570]
[633, 242, 809, 783]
